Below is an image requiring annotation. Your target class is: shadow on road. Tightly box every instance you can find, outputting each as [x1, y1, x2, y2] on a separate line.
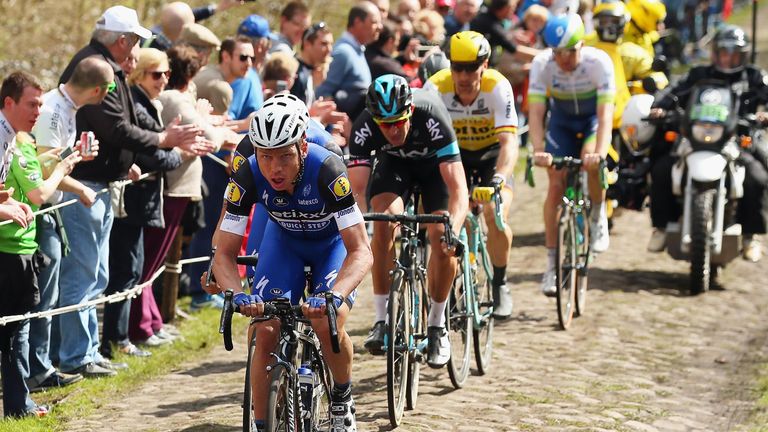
[153, 392, 241, 418]
[512, 232, 545, 247]
[588, 268, 689, 296]
[182, 360, 247, 377]
[178, 423, 240, 432]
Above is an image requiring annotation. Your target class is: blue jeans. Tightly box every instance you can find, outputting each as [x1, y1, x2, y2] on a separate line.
[18, 213, 60, 386]
[1, 322, 36, 417]
[57, 182, 113, 372]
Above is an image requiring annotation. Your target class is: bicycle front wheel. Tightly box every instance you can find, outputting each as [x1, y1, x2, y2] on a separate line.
[447, 259, 471, 389]
[243, 332, 257, 432]
[406, 269, 427, 410]
[574, 210, 590, 317]
[387, 270, 410, 428]
[265, 366, 299, 432]
[472, 240, 494, 375]
[556, 207, 577, 330]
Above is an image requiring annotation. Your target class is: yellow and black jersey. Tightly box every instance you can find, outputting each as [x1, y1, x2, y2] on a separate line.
[424, 68, 518, 152]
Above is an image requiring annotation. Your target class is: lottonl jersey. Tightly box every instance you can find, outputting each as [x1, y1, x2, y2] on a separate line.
[424, 68, 518, 151]
[347, 90, 460, 167]
[527, 46, 616, 118]
[221, 143, 363, 240]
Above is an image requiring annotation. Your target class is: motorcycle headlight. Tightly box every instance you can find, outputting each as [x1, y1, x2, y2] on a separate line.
[691, 122, 724, 143]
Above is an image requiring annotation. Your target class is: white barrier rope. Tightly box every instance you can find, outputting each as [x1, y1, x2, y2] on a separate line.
[0, 254, 212, 326]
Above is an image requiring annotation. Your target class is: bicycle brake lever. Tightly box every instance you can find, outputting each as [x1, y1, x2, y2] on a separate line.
[325, 291, 341, 354]
[219, 289, 234, 351]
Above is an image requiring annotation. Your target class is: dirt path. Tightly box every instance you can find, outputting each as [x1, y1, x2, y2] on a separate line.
[64, 164, 768, 432]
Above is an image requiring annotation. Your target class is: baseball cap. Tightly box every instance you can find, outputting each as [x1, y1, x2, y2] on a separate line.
[95, 5, 152, 39]
[436, 0, 456, 8]
[178, 23, 221, 49]
[238, 14, 271, 39]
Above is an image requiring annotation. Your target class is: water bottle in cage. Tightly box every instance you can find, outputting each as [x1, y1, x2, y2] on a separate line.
[297, 364, 314, 418]
[576, 213, 585, 245]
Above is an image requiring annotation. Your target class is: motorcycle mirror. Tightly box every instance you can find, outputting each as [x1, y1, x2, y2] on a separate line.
[642, 76, 658, 94]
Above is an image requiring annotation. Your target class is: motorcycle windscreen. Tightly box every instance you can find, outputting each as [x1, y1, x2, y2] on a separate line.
[687, 86, 733, 146]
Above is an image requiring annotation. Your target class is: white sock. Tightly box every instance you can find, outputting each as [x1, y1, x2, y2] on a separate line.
[593, 201, 606, 222]
[428, 299, 447, 328]
[374, 294, 388, 323]
[546, 248, 556, 270]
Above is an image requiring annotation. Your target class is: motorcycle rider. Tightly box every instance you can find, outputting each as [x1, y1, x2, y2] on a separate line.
[647, 25, 768, 262]
[586, 0, 668, 131]
[623, 0, 666, 59]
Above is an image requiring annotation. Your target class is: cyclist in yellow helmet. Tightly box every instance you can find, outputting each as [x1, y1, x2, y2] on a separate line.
[423, 31, 518, 319]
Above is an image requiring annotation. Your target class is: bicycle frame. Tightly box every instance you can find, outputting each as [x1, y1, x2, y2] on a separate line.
[463, 210, 493, 330]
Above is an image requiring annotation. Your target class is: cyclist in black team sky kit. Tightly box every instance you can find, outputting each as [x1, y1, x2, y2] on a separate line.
[347, 74, 468, 368]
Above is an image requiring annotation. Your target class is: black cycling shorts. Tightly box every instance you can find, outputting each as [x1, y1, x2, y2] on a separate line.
[369, 154, 449, 213]
[461, 144, 500, 188]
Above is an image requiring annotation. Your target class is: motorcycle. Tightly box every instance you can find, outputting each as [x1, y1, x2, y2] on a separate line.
[645, 80, 763, 294]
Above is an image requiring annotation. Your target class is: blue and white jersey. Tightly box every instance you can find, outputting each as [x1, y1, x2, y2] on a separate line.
[221, 143, 364, 240]
[528, 46, 615, 118]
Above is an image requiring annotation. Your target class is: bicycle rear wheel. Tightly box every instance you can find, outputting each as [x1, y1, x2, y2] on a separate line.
[447, 259, 471, 389]
[265, 366, 299, 432]
[387, 270, 410, 428]
[243, 332, 256, 432]
[406, 270, 427, 410]
[472, 240, 494, 375]
[574, 210, 590, 317]
[556, 207, 577, 330]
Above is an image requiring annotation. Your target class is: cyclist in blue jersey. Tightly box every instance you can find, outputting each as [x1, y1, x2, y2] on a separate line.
[347, 74, 469, 368]
[527, 14, 615, 296]
[211, 94, 372, 432]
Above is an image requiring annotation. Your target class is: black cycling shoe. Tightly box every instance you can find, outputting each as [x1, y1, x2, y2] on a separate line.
[363, 321, 386, 355]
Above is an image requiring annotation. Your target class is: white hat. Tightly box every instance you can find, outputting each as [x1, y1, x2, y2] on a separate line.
[95, 6, 152, 39]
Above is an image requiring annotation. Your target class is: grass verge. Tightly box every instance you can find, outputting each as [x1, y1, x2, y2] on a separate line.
[0, 300, 237, 432]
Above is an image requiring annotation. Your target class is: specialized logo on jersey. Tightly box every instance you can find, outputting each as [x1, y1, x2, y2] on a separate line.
[329, 174, 351, 201]
[225, 180, 245, 206]
[302, 184, 312, 196]
[232, 154, 246, 172]
[273, 196, 289, 207]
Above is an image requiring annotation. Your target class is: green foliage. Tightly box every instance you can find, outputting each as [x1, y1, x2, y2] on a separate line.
[0, 0, 353, 89]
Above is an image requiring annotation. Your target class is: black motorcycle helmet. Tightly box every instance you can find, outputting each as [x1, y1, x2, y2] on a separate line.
[418, 51, 450, 83]
[711, 25, 750, 74]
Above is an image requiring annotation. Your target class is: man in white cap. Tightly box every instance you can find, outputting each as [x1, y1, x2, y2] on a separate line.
[54, 5, 206, 378]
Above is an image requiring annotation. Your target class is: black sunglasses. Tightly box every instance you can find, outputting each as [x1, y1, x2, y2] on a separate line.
[303, 22, 327, 41]
[148, 70, 171, 80]
[239, 54, 255, 62]
[450, 62, 482, 73]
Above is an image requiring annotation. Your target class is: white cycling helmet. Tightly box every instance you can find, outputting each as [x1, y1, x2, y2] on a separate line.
[249, 93, 310, 149]
[620, 94, 656, 155]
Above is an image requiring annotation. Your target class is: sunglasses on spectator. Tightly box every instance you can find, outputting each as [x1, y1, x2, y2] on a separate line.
[451, 62, 482, 73]
[239, 54, 255, 62]
[148, 70, 171, 80]
[303, 22, 327, 41]
[101, 81, 117, 93]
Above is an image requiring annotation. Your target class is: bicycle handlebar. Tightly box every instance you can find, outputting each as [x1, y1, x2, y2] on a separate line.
[363, 212, 462, 256]
[219, 290, 341, 354]
[471, 185, 507, 231]
[525, 156, 608, 190]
